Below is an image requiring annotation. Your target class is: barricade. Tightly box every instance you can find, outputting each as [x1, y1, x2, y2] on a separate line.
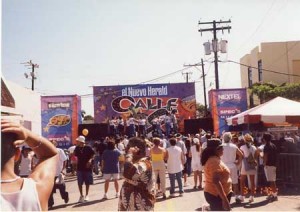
[277, 153, 300, 187]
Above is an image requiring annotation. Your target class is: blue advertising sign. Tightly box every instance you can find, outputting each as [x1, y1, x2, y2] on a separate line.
[209, 88, 248, 135]
[41, 96, 74, 149]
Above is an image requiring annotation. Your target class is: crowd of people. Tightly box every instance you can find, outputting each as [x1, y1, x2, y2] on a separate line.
[107, 110, 178, 138]
[1, 117, 291, 211]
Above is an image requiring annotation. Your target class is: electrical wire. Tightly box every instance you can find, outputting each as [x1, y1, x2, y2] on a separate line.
[226, 59, 300, 78]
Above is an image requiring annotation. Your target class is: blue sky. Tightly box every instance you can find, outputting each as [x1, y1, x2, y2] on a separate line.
[2, 0, 300, 115]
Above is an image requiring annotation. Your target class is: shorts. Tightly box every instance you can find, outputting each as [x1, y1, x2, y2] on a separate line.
[228, 166, 238, 184]
[264, 166, 276, 182]
[103, 173, 119, 181]
[77, 171, 93, 185]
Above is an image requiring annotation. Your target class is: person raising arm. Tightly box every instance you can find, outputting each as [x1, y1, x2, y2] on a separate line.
[1, 120, 58, 211]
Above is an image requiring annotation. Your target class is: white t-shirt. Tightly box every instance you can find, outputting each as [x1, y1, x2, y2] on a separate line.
[128, 117, 135, 125]
[56, 148, 68, 176]
[123, 138, 129, 148]
[117, 143, 125, 155]
[139, 119, 146, 126]
[68, 145, 76, 154]
[190, 145, 201, 165]
[167, 146, 183, 174]
[1, 178, 41, 211]
[221, 143, 238, 168]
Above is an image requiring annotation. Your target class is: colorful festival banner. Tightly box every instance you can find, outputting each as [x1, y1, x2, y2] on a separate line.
[41, 95, 81, 149]
[208, 88, 247, 135]
[93, 83, 196, 132]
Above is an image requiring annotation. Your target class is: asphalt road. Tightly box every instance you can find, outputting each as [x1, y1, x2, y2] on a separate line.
[50, 173, 300, 211]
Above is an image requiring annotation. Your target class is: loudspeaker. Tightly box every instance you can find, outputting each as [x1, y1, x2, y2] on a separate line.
[184, 118, 213, 134]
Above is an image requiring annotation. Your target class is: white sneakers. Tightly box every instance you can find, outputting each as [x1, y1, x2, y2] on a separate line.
[236, 195, 245, 203]
[78, 196, 84, 203]
[169, 193, 176, 198]
[103, 193, 108, 200]
[249, 196, 254, 203]
[78, 195, 89, 203]
[115, 193, 119, 198]
[236, 195, 254, 203]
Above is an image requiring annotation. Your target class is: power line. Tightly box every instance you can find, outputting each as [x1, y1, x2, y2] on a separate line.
[233, 0, 278, 53]
[227, 59, 300, 78]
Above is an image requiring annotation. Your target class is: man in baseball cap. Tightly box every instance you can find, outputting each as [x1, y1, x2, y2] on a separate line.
[74, 135, 94, 203]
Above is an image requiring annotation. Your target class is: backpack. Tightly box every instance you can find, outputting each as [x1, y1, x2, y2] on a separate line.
[244, 146, 257, 171]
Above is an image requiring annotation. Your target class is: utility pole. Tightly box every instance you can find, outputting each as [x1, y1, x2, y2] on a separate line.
[22, 60, 39, 91]
[184, 59, 207, 115]
[182, 71, 192, 83]
[198, 19, 231, 89]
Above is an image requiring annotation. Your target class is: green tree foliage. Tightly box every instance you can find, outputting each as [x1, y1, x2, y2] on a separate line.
[196, 103, 208, 118]
[83, 115, 94, 121]
[251, 82, 300, 102]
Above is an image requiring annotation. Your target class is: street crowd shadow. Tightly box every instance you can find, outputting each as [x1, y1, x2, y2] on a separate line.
[231, 199, 269, 209]
[49, 202, 77, 210]
[72, 198, 109, 208]
[184, 187, 203, 193]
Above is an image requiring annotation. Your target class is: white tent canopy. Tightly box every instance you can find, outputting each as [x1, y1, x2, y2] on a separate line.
[226, 97, 300, 126]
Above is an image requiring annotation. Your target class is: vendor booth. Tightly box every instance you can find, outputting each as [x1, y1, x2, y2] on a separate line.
[226, 96, 300, 188]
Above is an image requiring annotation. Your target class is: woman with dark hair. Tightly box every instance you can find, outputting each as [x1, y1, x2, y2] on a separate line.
[1, 120, 58, 211]
[201, 138, 232, 211]
[102, 139, 121, 199]
[183, 138, 192, 186]
[118, 137, 155, 211]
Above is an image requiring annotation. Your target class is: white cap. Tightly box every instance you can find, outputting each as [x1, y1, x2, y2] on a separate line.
[76, 135, 85, 143]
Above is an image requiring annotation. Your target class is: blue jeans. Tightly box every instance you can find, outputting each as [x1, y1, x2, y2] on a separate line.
[168, 171, 183, 194]
[165, 123, 171, 137]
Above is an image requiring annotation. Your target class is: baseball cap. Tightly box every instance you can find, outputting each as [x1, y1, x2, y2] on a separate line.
[76, 135, 85, 143]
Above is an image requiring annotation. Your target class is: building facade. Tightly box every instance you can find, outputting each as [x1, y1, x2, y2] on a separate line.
[240, 41, 300, 105]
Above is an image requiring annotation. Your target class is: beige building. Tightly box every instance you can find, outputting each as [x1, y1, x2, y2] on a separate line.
[240, 41, 300, 105]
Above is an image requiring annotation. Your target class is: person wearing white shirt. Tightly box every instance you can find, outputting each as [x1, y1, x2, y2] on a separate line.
[220, 132, 243, 203]
[48, 140, 69, 208]
[166, 138, 185, 197]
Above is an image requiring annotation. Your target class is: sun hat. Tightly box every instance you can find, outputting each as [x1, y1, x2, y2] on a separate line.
[175, 133, 182, 138]
[244, 133, 253, 143]
[76, 135, 86, 143]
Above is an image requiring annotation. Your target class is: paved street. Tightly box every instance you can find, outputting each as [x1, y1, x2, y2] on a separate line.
[50, 173, 300, 211]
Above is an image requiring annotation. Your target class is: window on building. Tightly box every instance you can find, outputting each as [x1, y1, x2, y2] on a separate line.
[248, 67, 252, 87]
[258, 60, 262, 82]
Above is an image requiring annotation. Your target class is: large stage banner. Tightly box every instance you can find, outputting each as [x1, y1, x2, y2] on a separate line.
[209, 88, 247, 135]
[93, 83, 196, 132]
[41, 95, 81, 149]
